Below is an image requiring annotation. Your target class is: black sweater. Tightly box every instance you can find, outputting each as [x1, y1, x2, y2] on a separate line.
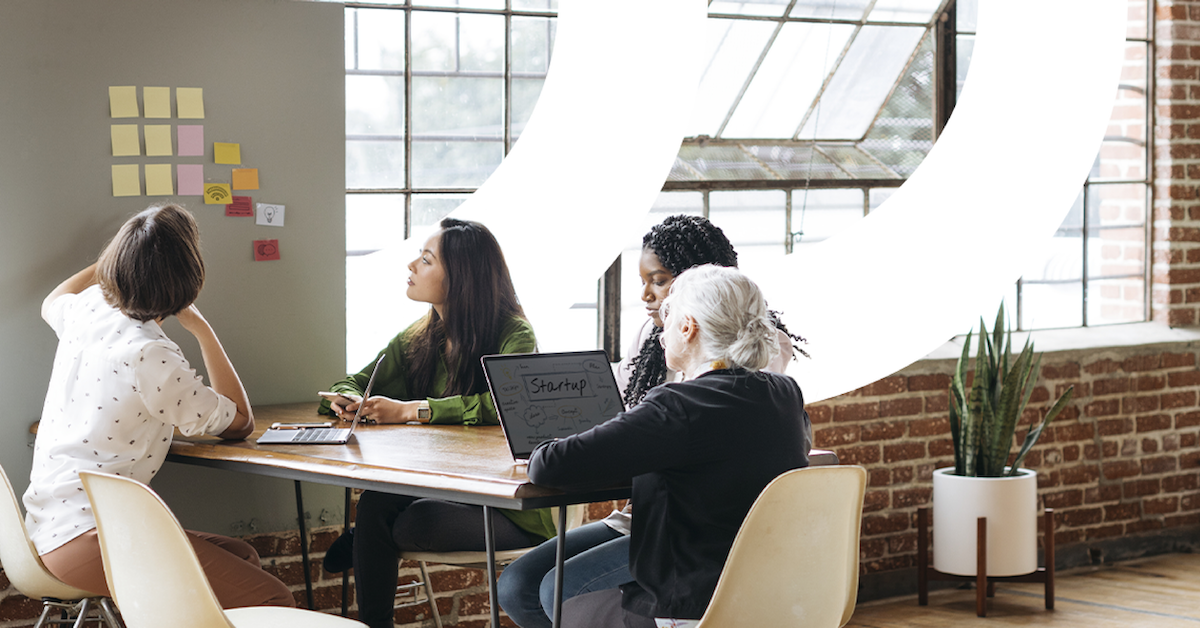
[528, 368, 810, 620]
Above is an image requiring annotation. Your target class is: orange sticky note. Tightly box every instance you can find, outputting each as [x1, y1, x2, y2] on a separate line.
[204, 183, 232, 205]
[232, 168, 259, 190]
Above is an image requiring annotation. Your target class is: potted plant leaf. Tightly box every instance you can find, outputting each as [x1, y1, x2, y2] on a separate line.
[932, 303, 1074, 577]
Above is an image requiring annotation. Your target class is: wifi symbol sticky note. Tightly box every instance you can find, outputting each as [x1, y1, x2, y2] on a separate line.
[204, 183, 232, 205]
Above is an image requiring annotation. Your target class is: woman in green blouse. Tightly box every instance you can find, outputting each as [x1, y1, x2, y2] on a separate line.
[320, 217, 554, 628]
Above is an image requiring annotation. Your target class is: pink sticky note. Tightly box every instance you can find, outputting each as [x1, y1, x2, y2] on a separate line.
[177, 164, 204, 196]
[178, 125, 204, 157]
[225, 196, 253, 217]
[254, 239, 281, 262]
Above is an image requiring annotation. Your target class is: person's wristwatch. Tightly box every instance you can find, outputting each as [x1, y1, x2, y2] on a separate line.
[417, 400, 431, 422]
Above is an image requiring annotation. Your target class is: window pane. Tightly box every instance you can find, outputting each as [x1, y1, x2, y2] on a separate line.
[869, 188, 896, 213]
[347, 8, 405, 71]
[513, 0, 558, 10]
[955, 35, 974, 100]
[709, 0, 792, 17]
[1090, 278, 1145, 325]
[411, 140, 504, 188]
[1126, 0, 1147, 39]
[347, 140, 405, 189]
[412, 77, 503, 138]
[791, 0, 870, 21]
[346, 75, 405, 136]
[709, 190, 787, 267]
[1022, 282, 1083, 330]
[412, 12, 504, 73]
[413, 0, 505, 11]
[511, 78, 547, 145]
[347, 193, 405, 254]
[412, 193, 469, 229]
[1091, 43, 1147, 182]
[1020, 191, 1083, 330]
[724, 22, 856, 139]
[512, 16, 555, 74]
[790, 188, 863, 248]
[1087, 184, 1146, 324]
[799, 25, 926, 140]
[867, 0, 943, 24]
[689, 18, 776, 138]
[956, 0, 978, 32]
[860, 32, 933, 177]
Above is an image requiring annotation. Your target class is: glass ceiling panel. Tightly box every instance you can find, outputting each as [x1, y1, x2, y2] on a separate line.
[669, 144, 783, 181]
[798, 25, 925, 140]
[744, 144, 856, 179]
[708, 0, 792, 18]
[689, 18, 776, 138]
[867, 0, 944, 24]
[722, 22, 856, 139]
[817, 145, 898, 178]
[790, 0, 871, 21]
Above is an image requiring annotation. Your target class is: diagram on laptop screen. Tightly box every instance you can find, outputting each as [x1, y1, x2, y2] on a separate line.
[489, 354, 622, 451]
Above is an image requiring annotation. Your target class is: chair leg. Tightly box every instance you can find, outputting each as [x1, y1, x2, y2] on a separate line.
[418, 561, 444, 628]
[71, 598, 93, 628]
[32, 601, 56, 628]
[98, 597, 124, 628]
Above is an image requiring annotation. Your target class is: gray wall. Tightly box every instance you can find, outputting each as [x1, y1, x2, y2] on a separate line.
[0, 0, 348, 533]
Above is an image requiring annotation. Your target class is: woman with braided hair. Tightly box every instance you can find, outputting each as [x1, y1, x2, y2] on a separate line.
[497, 214, 806, 628]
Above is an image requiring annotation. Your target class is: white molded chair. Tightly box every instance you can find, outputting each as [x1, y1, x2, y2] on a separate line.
[397, 504, 585, 628]
[696, 465, 867, 628]
[78, 471, 365, 628]
[0, 464, 123, 628]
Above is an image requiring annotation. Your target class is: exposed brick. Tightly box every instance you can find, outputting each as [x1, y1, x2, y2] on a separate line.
[879, 398, 923, 418]
[863, 489, 889, 513]
[1138, 414, 1174, 432]
[927, 438, 956, 458]
[1086, 524, 1126, 540]
[1142, 456, 1179, 474]
[862, 513, 909, 536]
[814, 425, 860, 448]
[1126, 519, 1166, 535]
[1135, 375, 1167, 391]
[1123, 354, 1162, 372]
[807, 404, 832, 424]
[861, 421, 907, 441]
[1161, 390, 1197, 409]
[1085, 399, 1121, 417]
[924, 392, 949, 413]
[1043, 489, 1083, 509]
[859, 537, 886, 559]
[834, 402, 879, 423]
[910, 417, 949, 437]
[883, 442, 926, 463]
[888, 532, 918, 555]
[1093, 377, 1131, 396]
[853, 376, 906, 397]
[892, 466, 915, 485]
[907, 373, 950, 391]
[1143, 496, 1181, 515]
[892, 487, 932, 509]
[1177, 410, 1200, 428]
[869, 468, 891, 487]
[1084, 358, 1121, 375]
[1162, 352, 1196, 368]
[1059, 507, 1103, 527]
[1124, 395, 1161, 414]
[1085, 484, 1123, 504]
[1125, 478, 1161, 498]
[1105, 502, 1141, 521]
[1098, 418, 1134, 436]
[1104, 460, 1141, 480]
[1167, 370, 1200, 387]
[835, 444, 881, 465]
[1042, 362, 1080, 379]
[1163, 473, 1199, 493]
[1056, 422, 1096, 442]
[1061, 464, 1101, 485]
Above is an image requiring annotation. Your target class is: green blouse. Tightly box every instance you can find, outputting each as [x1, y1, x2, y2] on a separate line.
[319, 315, 554, 540]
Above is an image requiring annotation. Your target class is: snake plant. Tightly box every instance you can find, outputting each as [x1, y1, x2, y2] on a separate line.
[947, 304, 1074, 477]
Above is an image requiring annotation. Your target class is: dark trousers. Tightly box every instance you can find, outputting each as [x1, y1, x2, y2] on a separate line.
[562, 588, 655, 628]
[352, 490, 535, 628]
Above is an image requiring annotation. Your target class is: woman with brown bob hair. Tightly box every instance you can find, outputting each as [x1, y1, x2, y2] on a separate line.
[319, 217, 555, 628]
[25, 204, 293, 608]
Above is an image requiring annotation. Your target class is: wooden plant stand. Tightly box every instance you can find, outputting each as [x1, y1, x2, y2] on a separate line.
[917, 507, 1055, 617]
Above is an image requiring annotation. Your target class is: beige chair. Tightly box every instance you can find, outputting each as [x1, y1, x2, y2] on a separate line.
[397, 504, 585, 628]
[695, 465, 867, 628]
[78, 471, 365, 628]
[0, 464, 123, 628]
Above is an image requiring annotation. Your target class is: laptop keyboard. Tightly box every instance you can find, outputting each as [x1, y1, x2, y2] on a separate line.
[295, 428, 342, 442]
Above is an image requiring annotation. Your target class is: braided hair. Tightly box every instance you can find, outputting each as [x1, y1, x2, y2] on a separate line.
[622, 215, 808, 407]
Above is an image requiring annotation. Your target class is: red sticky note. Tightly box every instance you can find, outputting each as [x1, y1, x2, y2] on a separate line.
[225, 195, 253, 217]
[253, 239, 280, 261]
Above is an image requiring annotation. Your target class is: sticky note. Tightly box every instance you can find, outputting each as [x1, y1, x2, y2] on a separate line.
[144, 87, 171, 118]
[214, 143, 241, 165]
[109, 86, 139, 118]
[177, 87, 204, 119]
[177, 125, 204, 157]
[254, 239, 281, 262]
[232, 168, 259, 190]
[111, 164, 140, 196]
[177, 164, 204, 196]
[145, 164, 174, 196]
[144, 125, 172, 156]
[225, 196, 253, 217]
[110, 124, 140, 157]
[256, 203, 285, 227]
[204, 183, 232, 204]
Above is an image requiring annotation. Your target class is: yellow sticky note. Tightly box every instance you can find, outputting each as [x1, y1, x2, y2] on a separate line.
[144, 87, 171, 118]
[231, 168, 259, 190]
[112, 164, 140, 197]
[111, 124, 140, 157]
[204, 183, 232, 205]
[144, 125, 172, 156]
[109, 86, 138, 118]
[214, 142, 241, 165]
[145, 164, 174, 196]
[177, 87, 205, 119]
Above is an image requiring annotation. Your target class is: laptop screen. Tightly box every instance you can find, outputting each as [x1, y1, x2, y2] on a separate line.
[482, 350, 625, 460]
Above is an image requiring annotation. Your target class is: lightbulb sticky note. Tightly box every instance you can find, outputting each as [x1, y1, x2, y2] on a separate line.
[231, 168, 259, 190]
[144, 87, 171, 118]
[204, 183, 232, 205]
[177, 125, 204, 157]
[145, 164, 174, 196]
[110, 124, 140, 157]
[256, 203, 285, 227]
[108, 86, 138, 118]
[144, 125, 172, 156]
[225, 195, 253, 217]
[111, 164, 140, 197]
[177, 87, 204, 119]
[214, 142, 241, 165]
[253, 239, 281, 262]
[177, 164, 204, 196]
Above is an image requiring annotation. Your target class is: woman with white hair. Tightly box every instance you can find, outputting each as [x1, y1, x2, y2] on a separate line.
[527, 265, 812, 628]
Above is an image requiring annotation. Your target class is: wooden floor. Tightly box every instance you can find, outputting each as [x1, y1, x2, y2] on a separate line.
[846, 553, 1200, 628]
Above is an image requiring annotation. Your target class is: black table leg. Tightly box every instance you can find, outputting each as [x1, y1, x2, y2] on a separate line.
[484, 505, 499, 628]
[342, 486, 351, 616]
[551, 505, 568, 628]
[295, 480, 315, 610]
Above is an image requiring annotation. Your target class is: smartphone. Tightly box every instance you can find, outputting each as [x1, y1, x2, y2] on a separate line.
[318, 391, 362, 406]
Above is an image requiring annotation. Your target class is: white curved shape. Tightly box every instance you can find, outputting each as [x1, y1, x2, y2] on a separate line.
[766, 0, 1128, 402]
[367, 0, 707, 352]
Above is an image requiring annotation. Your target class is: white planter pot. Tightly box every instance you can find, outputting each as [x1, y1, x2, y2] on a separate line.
[932, 467, 1038, 577]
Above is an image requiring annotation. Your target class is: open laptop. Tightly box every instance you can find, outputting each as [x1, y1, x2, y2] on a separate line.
[257, 354, 385, 445]
[482, 350, 625, 461]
